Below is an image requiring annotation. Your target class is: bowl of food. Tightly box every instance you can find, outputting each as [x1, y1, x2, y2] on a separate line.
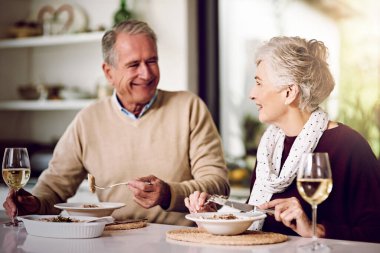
[185, 212, 266, 236]
[18, 215, 111, 238]
[54, 202, 125, 217]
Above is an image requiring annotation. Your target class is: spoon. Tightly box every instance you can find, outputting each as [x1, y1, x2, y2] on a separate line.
[87, 174, 151, 193]
[87, 174, 130, 193]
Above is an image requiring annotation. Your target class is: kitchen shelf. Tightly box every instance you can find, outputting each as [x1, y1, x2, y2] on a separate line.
[0, 99, 96, 111]
[0, 32, 104, 49]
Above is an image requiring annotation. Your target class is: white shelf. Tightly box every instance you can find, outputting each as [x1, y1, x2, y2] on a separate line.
[0, 32, 104, 49]
[0, 99, 96, 111]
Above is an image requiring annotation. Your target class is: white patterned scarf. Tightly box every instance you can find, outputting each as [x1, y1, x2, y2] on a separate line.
[248, 108, 329, 230]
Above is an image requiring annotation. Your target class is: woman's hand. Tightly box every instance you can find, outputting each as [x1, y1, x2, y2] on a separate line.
[258, 197, 325, 238]
[184, 191, 217, 213]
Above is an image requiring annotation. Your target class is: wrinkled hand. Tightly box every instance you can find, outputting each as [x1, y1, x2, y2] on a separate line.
[3, 188, 41, 219]
[184, 191, 217, 213]
[258, 197, 325, 238]
[127, 175, 171, 209]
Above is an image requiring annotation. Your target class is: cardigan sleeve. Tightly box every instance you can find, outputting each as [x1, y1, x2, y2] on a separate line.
[321, 134, 380, 243]
[32, 114, 87, 214]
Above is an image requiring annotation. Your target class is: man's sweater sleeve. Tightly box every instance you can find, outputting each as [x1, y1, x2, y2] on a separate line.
[166, 96, 230, 212]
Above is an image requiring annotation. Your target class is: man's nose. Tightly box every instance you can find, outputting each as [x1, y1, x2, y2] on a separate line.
[138, 63, 152, 80]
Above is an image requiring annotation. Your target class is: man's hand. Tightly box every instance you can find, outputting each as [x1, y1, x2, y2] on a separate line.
[127, 175, 171, 209]
[3, 188, 41, 218]
[258, 197, 326, 238]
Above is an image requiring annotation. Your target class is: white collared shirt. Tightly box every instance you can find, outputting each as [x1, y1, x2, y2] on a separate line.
[112, 90, 158, 120]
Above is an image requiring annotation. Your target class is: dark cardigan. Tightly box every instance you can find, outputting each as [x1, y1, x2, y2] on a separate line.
[249, 123, 380, 243]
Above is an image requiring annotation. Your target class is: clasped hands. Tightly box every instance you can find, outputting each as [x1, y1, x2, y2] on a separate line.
[184, 191, 326, 238]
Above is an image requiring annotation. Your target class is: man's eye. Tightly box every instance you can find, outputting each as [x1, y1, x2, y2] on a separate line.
[147, 59, 158, 65]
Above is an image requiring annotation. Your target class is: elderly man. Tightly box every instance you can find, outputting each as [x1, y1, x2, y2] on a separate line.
[3, 20, 229, 226]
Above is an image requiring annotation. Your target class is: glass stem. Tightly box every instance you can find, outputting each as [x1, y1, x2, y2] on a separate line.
[13, 189, 19, 225]
[312, 204, 317, 241]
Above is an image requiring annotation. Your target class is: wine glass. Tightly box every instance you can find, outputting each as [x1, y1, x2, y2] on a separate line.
[2, 148, 31, 227]
[297, 152, 333, 251]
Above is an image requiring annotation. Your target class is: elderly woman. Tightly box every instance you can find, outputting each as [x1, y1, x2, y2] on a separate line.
[185, 36, 380, 243]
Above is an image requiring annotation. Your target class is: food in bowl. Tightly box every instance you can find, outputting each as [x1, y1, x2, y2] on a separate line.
[81, 204, 100, 208]
[54, 202, 126, 217]
[38, 215, 81, 222]
[19, 215, 107, 239]
[199, 213, 238, 220]
[186, 212, 266, 236]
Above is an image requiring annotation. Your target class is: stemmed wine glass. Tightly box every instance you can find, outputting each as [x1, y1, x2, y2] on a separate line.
[297, 152, 333, 251]
[2, 148, 31, 227]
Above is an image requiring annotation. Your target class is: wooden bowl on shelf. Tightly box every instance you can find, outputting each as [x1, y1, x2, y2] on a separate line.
[8, 21, 43, 38]
[18, 85, 42, 100]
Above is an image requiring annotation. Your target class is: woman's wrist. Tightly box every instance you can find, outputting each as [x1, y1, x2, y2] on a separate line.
[316, 224, 326, 238]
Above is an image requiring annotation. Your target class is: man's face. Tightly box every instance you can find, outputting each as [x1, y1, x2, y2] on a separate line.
[103, 33, 160, 107]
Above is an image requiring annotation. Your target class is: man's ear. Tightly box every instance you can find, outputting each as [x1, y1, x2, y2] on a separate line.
[102, 63, 114, 87]
[284, 84, 299, 105]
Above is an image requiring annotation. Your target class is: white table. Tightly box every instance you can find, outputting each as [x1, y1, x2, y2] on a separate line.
[1, 215, 379, 253]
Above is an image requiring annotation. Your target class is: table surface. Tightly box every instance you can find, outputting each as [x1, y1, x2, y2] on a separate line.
[1, 213, 379, 253]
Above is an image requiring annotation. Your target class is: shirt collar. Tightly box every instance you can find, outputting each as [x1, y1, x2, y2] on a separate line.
[113, 90, 158, 120]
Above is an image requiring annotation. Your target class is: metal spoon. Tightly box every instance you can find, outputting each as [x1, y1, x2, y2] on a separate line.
[87, 174, 130, 193]
[87, 174, 151, 193]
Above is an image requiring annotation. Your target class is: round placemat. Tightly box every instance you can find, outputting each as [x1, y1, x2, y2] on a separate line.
[166, 228, 287, 246]
[105, 220, 147, 231]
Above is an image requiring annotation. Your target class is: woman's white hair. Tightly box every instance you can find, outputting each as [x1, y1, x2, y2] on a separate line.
[255, 36, 335, 112]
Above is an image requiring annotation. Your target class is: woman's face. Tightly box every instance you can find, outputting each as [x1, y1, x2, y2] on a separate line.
[249, 60, 288, 125]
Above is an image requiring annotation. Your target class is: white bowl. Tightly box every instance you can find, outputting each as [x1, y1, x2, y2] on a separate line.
[185, 212, 266, 235]
[54, 202, 125, 217]
[18, 215, 109, 239]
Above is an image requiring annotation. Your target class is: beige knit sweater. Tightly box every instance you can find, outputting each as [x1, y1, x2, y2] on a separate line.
[33, 89, 230, 226]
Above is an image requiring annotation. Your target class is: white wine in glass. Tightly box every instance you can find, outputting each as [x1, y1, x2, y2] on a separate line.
[2, 148, 31, 227]
[297, 152, 333, 251]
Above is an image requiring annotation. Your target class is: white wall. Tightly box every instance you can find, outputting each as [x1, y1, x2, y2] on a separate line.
[0, 0, 196, 143]
[219, 0, 340, 158]
[28, 0, 196, 92]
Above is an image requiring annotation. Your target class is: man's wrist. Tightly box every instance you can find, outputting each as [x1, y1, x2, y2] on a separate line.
[159, 182, 171, 209]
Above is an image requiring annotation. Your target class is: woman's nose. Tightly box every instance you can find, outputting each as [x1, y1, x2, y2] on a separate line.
[249, 85, 256, 100]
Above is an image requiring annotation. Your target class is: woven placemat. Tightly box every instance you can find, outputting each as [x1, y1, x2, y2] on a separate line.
[166, 228, 287, 246]
[105, 220, 147, 231]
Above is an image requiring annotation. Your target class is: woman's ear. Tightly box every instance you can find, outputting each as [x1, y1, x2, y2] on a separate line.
[284, 84, 299, 105]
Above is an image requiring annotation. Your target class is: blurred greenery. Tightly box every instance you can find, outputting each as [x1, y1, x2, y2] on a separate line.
[337, 0, 380, 157]
[242, 114, 265, 156]
[338, 96, 380, 157]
